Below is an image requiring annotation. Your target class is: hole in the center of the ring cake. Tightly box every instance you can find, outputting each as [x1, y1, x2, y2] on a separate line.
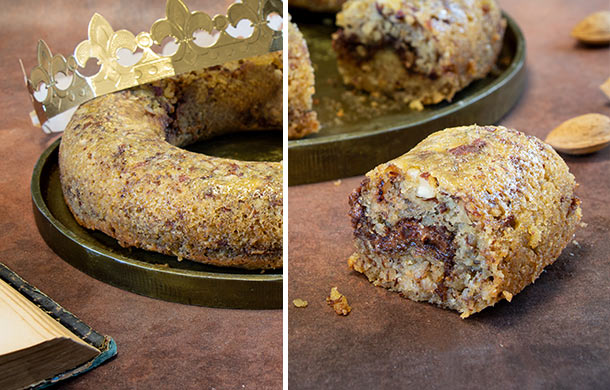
[192, 29, 220, 48]
[116, 47, 144, 67]
[226, 19, 254, 39]
[266, 12, 283, 31]
[183, 131, 282, 163]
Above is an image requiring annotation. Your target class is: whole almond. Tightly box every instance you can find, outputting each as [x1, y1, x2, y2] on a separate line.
[571, 11, 610, 45]
[545, 113, 610, 155]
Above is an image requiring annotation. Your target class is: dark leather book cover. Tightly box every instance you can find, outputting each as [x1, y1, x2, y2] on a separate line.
[0, 263, 117, 389]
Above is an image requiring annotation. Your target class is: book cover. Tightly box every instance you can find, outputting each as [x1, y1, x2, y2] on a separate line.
[0, 263, 117, 389]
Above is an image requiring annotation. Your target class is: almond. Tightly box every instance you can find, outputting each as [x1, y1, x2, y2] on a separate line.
[571, 11, 610, 45]
[545, 113, 610, 155]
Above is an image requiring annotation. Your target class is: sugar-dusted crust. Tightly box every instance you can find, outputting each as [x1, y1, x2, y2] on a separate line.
[332, 0, 506, 106]
[288, 20, 320, 139]
[59, 53, 283, 269]
[348, 125, 581, 317]
[289, 0, 346, 13]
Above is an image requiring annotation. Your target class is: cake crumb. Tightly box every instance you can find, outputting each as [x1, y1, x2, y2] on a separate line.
[326, 287, 351, 315]
[409, 100, 424, 111]
[293, 298, 308, 308]
[572, 240, 580, 247]
[333, 179, 342, 186]
[580, 222, 588, 228]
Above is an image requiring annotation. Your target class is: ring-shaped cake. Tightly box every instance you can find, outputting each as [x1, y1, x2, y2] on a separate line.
[59, 53, 283, 269]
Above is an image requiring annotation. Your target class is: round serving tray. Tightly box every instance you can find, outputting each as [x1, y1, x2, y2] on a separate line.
[288, 12, 527, 185]
[31, 137, 282, 310]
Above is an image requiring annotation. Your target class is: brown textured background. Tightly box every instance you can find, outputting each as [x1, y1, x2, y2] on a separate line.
[288, 0, 610, 389]
[0, 1, 281, 389]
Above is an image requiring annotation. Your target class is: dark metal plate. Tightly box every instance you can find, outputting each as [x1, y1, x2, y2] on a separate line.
[31, 134, 282, 310]
[288, 12, 526, 185]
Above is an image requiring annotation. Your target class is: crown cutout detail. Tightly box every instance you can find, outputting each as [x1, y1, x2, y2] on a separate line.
[22, 0, 283, 133]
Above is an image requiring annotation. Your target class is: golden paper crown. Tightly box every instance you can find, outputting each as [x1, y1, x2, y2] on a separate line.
[21, 0, 283, 133]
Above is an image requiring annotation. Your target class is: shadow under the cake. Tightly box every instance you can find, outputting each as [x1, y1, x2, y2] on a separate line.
[470, 242, 586, 326]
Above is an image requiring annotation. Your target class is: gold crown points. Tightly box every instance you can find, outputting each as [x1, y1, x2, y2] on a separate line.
[23, 0, 283, 132]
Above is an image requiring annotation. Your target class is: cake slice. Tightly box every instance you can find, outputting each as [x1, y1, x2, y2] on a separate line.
[332, 0, 506, 107]
[348, 125, 581, 317]
[288, 20, 320, 139]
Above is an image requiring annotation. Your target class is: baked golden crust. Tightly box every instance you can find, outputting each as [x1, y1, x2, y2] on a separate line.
[348, 125, 581, 317]
[332, 0, 506, 106]
[59, 53, 282, 269]
[288, 21, 320, 139]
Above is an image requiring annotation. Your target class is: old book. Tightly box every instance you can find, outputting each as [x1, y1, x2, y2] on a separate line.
[0, 263, 116, 389]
